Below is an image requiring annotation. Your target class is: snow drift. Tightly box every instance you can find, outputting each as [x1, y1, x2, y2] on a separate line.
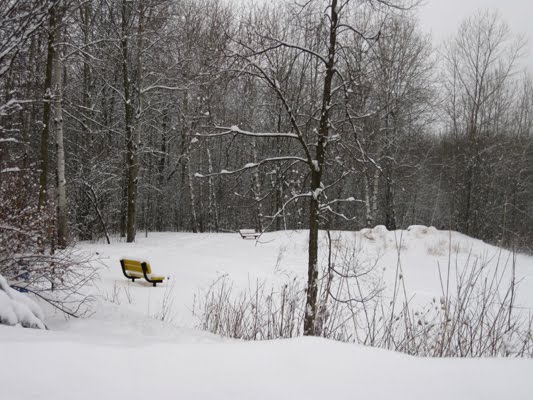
[0, 274, 46, 329]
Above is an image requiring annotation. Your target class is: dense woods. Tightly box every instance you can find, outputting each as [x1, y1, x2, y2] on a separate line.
[1, 0, 532, 329]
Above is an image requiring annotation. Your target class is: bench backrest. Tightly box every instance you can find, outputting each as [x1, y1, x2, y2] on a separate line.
[239, 229, 257, 235]
[121, 259, 152, 275]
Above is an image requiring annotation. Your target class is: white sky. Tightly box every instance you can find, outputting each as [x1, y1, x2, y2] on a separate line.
[417, 0, 533, 73]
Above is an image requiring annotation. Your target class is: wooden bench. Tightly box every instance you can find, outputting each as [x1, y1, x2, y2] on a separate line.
[239, 229, 261, 239]
[119, 259, 165, 287]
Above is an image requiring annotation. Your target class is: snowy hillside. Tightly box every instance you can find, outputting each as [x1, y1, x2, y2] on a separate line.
[72, 226, 533, 331]
[1, 227, 532, 399]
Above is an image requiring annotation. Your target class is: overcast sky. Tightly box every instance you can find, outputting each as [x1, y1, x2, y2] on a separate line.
[417, 0, 533, 73]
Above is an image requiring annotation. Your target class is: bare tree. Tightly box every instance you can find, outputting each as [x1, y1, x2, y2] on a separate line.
[442, 10, 525, 235]
[199, 0, 418, 335]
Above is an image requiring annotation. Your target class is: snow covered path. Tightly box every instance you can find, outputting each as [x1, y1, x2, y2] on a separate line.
[2, 324, 532, 400]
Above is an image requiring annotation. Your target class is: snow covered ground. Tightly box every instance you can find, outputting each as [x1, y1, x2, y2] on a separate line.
[2, 324, 532, 400]
[72, 227, 533, 330]
[1, 227, 533, 399]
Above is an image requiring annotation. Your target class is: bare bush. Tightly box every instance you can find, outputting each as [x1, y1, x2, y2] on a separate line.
[101, 282, 133, 306]
[193, 274, 305, 340]
[194, 232, 532, 357]
[1, 170, 97, 318]
[154, 282, 176, 323]
[4, 248, 97, 318]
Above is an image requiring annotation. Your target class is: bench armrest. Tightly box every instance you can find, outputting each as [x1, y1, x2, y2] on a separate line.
[120, 259, 134, 279]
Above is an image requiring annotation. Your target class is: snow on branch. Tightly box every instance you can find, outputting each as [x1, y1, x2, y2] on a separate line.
[195, 125, 300, 140]
[256, 36, 329, 66]
[1, 167, 21, 174]
[0, 224, 32, 236]
[140, 84, 190, 95]
[195, 156, 308, 178]
[0, 98, 23, 116]
[320, 197, 364, 209]
[261, 192, 313, 233]
[319, 206, 357, 222]
[0, 138, 22, 144]
[227, 50, 315, 166]
[0, 0, 53, 79]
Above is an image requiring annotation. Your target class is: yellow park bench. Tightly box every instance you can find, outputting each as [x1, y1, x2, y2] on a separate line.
[119, 258, 165, 287]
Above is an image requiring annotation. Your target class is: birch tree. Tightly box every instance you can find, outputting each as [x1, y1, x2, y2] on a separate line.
[51, 1, 67, 247]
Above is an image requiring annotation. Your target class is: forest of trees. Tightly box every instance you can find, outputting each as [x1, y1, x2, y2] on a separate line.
[1, 0, 532, 326]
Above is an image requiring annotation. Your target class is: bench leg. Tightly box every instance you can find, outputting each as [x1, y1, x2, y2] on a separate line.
[131, 278, 136, 282]
[153, 282, 156, 287]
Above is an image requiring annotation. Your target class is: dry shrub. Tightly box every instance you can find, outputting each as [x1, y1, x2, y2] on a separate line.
[194, 232, 532, 357]
[193, 274, 304, 340]
[0, 170, 97, 318]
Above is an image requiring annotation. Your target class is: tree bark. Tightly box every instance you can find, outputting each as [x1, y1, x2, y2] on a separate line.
[53, 16, 67, 248]
[252, 139, 264, 232]
[186, 153, 199, 233]
[38, 5, 58, 209]
[206, 145, 219, 232]
[121, 0, 142, 243]
[303, 0, 338, 336]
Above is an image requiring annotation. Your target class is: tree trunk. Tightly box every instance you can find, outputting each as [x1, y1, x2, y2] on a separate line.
[252, 139, 264, 232]
[155, 113, 168, 231]
[186, 153, 199, 233]
[53, 20, 67, 248]
[121, 0, 143, 243]
[384, 176, 397, 231]
[303, 0, 338, 336]
[206, 145, 219, 232]
[38, 5, 58, 209]
[304, 170, 322, 336]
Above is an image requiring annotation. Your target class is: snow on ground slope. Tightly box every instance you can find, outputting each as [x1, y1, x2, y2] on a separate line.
[67, 227, 533, 328]
[1, 227, 532, 399]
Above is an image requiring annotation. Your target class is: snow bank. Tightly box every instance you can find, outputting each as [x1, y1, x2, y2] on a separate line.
[0, 274, 45, 329]
[1, 326, 532, 400]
